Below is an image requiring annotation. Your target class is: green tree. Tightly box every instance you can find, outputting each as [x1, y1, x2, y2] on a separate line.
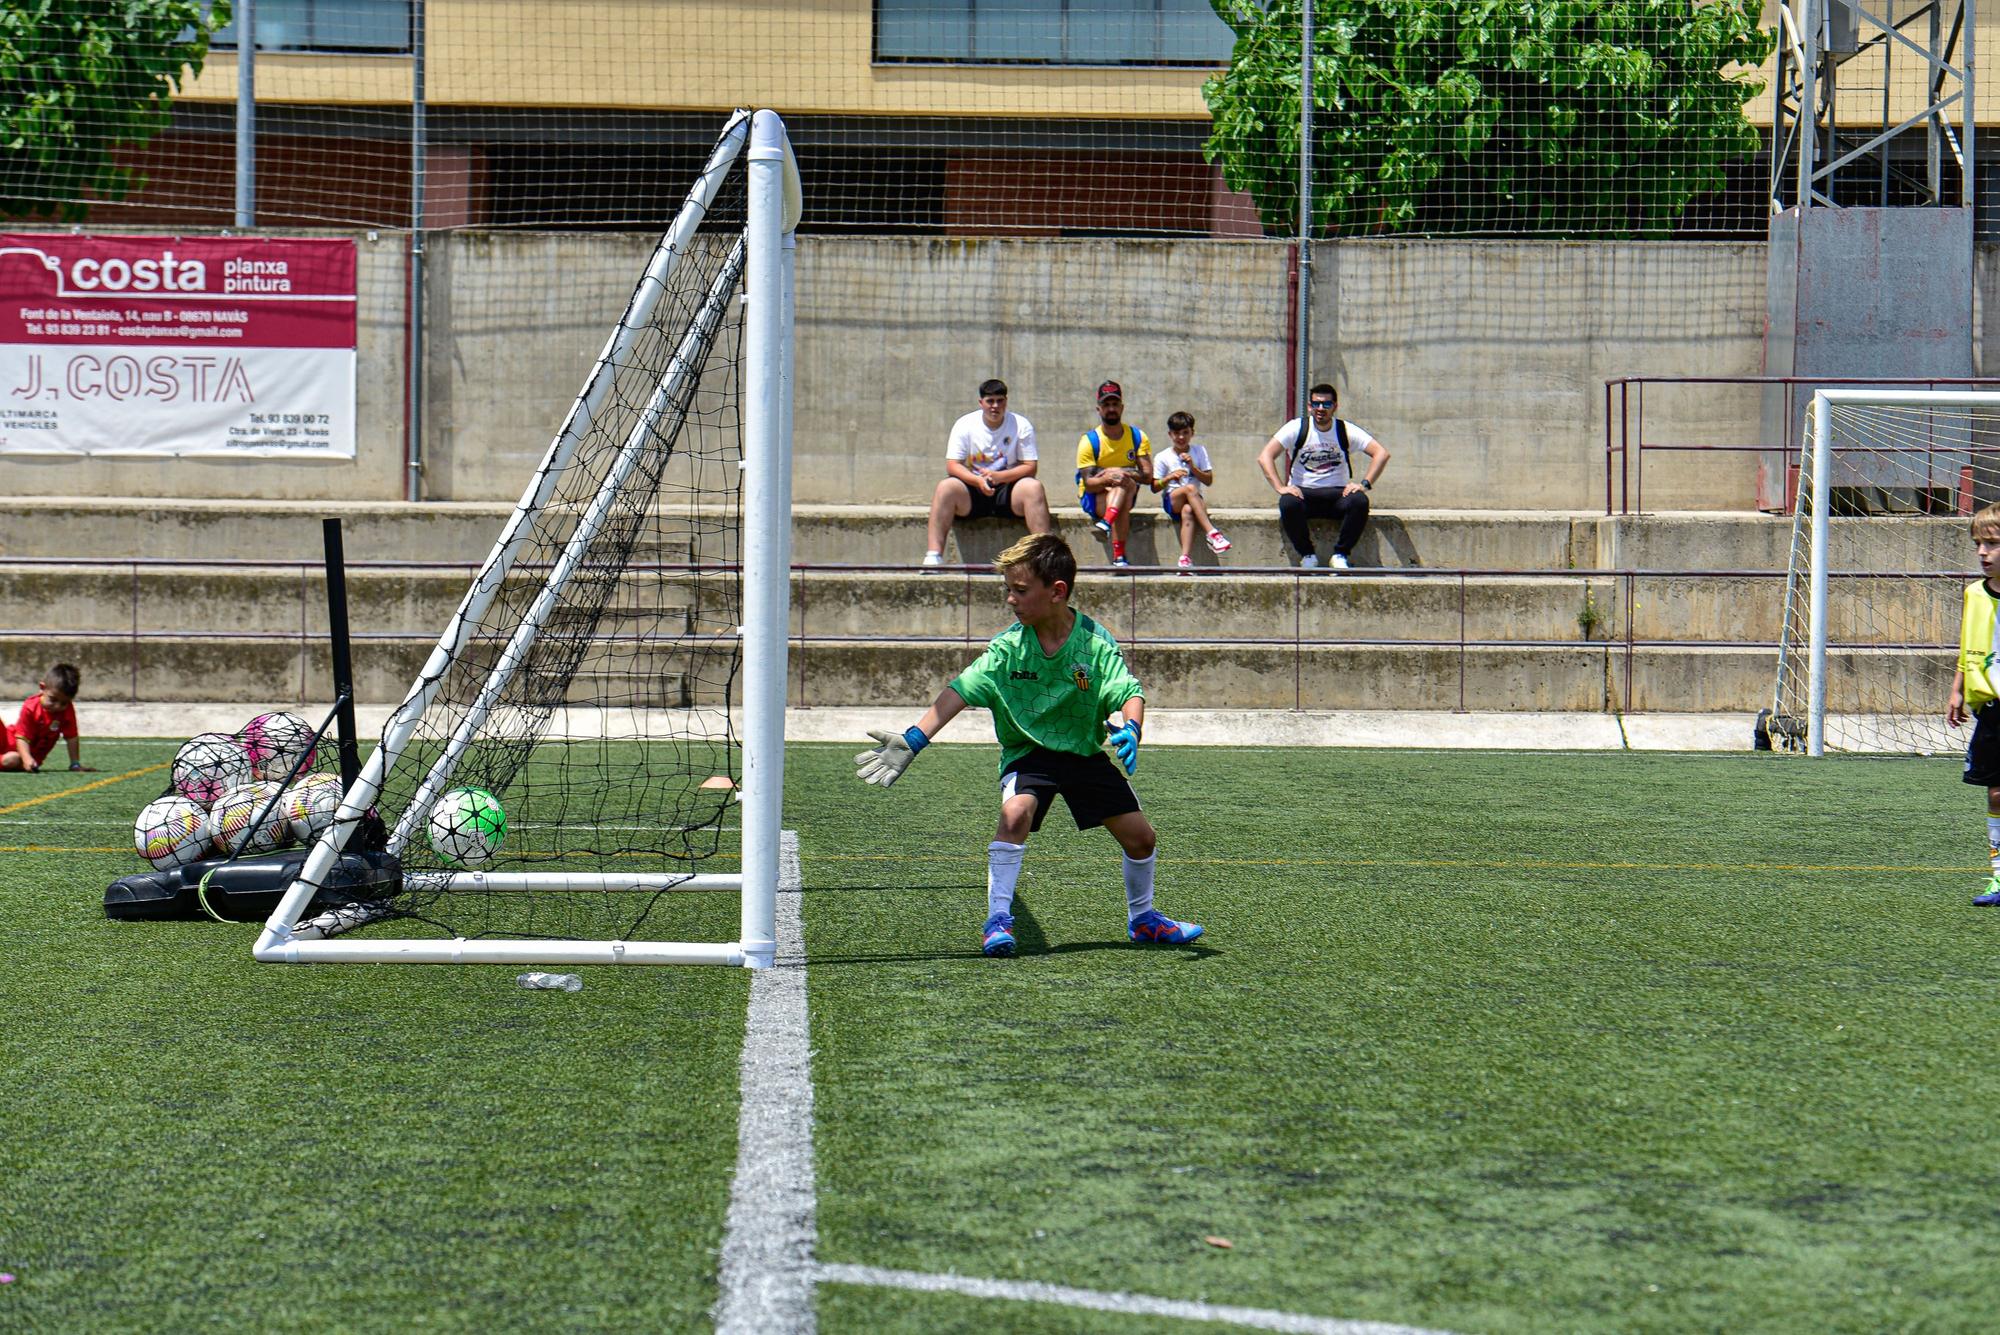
[1, 0, 229, 222]
[1203, 0, 1774, 237]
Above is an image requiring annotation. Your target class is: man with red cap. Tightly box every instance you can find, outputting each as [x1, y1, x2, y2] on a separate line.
[1074, 380, 1150, 567]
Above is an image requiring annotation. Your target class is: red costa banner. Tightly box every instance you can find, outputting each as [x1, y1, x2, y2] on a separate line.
[0, 235, 358, 458]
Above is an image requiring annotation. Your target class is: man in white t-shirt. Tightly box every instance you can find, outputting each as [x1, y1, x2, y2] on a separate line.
[924, 377, 1054, 566]
[1255, 382, 1392, 569]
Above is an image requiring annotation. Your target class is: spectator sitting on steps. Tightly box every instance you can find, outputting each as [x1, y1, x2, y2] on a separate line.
[924, 377, 1054, 567]
[1076, 380, 1150, 569]
[1151, 410, 1231, 572]
[1256, 382, 1390, 570]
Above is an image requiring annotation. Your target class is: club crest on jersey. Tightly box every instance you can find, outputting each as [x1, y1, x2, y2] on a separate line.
[1070, 663, 1091, 691]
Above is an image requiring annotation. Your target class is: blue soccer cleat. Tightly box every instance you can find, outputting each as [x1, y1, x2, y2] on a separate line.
[982, 911, 1017, 956]
[1128, 909, 1203, 945]
[1975, 877, 2000, 907]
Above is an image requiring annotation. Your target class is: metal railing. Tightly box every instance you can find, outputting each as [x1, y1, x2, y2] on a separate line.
[1603, 375, 2000, 515]
[3, 556, 1971, 716]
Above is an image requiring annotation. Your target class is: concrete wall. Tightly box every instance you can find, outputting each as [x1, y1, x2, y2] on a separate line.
[0, 230, 410, 502]
[431, 235, 1774, 511]
[2, 231, 1949, 511]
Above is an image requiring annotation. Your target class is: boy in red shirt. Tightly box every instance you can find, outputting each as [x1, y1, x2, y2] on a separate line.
[4, 662, 91, 772]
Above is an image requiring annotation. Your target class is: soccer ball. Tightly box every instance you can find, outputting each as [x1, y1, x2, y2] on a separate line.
[283, 771, 346, 845]
[427, 787, 507, 868]
[171, 733, 253, 805]
[242, 711, 317, 782]
[210, 781, 290, 856]
[134, 795, 210, 870]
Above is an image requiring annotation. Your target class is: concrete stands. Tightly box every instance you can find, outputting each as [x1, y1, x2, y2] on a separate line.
[0, 498, 1960, 713]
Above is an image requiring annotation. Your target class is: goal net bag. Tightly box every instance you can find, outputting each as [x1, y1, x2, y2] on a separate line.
[254, 111, 799, 969]
[1770, 390, 1998, 756]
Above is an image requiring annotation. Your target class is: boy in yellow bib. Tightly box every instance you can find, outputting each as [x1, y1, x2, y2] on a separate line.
[1947, 502, 2000, 904]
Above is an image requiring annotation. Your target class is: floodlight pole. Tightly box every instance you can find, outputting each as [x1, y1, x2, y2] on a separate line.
[234, 0, 255, 228]
[407, 0, 427, 502]
[1295, 0, 1314, 426]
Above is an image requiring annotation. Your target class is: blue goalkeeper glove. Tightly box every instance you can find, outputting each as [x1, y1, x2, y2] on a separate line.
[1107, 718, 1141, 776]
[855, 726, 929, 788]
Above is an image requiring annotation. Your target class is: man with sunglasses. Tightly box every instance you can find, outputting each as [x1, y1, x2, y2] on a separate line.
[1256, 382, 1391, 569]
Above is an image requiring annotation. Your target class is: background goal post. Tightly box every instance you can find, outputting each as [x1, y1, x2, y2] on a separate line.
[1772, 389, 2000, 757]
[253, 110, 801, 970]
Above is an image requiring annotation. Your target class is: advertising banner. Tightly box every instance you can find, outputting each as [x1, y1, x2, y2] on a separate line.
[0, 235, 358, 458]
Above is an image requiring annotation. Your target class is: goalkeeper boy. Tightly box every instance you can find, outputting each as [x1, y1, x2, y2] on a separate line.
[855, 532, 1204, 956]
[1947, 502, 2000, 905]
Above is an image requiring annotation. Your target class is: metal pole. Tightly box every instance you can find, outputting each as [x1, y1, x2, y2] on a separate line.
[1963, 0, 1976, 212]
[1295, 0, 1314, 425]
[1798, 0, 1818, 208]
[234, 0, 255, 227]
[322, 519, 363, 793]
[740, 110, 799, 973]
[407, 0, 427, 502]
[1806, 391, 1831, 756]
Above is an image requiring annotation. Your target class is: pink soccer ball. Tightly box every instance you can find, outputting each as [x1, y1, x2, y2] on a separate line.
[171, 733, 252, 805]
[241, 711, 317, 782]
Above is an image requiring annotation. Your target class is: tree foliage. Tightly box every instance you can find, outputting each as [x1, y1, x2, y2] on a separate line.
[1203, 0, 1774, 237]
[0, 0, 229, 222]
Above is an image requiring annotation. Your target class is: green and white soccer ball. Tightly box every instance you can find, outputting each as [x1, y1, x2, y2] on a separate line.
[134, 794, 211, 870]
[427, 787, 506, 867]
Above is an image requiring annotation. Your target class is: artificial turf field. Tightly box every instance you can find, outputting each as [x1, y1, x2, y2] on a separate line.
[3, 738, 1996, 1333]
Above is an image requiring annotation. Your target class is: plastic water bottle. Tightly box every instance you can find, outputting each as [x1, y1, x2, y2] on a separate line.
[516, 972, 582, 992]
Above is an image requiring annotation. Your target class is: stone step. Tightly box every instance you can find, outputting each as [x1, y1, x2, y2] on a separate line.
[0, 632, 1928, 716]
[4, 495, 1908, 573]
[4, 560, 1963, 649]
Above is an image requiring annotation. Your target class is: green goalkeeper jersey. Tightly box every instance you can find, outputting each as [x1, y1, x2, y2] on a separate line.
[950, 611, 1144, 771]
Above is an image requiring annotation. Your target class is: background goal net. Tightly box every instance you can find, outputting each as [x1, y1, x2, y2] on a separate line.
[1771, 390, 1999, 756]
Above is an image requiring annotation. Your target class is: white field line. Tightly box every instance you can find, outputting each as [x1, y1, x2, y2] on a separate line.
[713, 829, 818, 1334]
[816, 1264, 1462, 1335]
[710, 832, 1458, 1335]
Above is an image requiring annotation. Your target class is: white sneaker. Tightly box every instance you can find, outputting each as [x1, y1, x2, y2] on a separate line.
[1330, 554, 1351, 570]
[1298, 554, 1320, 569]
[920, 552, 943, 567]
[1206, 529, 1232, 554]
[1176, 555, 1194, 573]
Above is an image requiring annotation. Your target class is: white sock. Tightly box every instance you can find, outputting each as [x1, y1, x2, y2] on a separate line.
[988, 841, 1025, 918]
[1986, 817, 2000, 873]
[1123, 851, 1156, 921]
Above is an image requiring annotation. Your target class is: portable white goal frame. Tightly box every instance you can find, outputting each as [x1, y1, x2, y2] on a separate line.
[253, 110, 800, 970]
[1782, 387, 2000, 757]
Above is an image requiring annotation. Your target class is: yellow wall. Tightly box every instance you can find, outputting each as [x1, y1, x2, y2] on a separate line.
[181, 0, 1214, 119]
[1743, 0, 1981, 128]
[169, 1, 1990, 132]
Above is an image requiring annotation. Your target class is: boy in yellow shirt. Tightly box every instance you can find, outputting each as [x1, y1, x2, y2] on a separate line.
[1946, 501, 2000, 904]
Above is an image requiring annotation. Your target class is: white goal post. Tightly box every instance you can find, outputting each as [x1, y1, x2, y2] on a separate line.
[1771, 388, 1998, 758]
[253, 110, 801, 969]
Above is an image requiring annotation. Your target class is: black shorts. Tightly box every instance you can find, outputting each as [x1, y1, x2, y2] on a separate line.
[962, 479, 1017, 521]
[1001, 747, 1141, 832]
[1966, 703, 2000, 786]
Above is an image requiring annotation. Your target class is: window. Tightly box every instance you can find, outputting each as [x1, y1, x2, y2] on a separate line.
[877, 0, 1234, 65]
[211, 0, 411, 54]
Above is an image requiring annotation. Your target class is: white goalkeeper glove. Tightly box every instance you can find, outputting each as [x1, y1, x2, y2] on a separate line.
[1107, 718, 1141, 776]
[855, 726, 929, 788]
